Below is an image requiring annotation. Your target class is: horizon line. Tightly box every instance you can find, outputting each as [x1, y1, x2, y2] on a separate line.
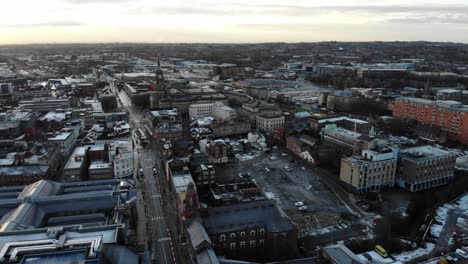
[1, 40, 467, 47]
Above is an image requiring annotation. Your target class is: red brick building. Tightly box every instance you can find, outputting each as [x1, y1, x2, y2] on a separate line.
[393, 98, 468, 145]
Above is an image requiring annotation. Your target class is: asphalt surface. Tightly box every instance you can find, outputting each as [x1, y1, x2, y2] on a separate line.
[113, 83, 180, 264]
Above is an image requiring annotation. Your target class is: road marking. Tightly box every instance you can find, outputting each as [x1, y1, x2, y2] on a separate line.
[158, 237, 171, 242]
[152, 194, 161, 198]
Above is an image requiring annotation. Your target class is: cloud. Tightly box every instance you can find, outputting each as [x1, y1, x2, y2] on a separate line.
[64, 0, 130, 3]
[387, 15, 468, 24]
[133, 4, 468, 21]
[1, 21, 85, 28]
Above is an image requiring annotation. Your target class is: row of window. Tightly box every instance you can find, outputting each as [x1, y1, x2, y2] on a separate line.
[225, 240, 265, 250]
[219, 229, 265, 241]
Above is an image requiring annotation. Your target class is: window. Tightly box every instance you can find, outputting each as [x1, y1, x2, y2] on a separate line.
[229, 243, 236, 250]
[250, 230, 256, 236]
[250, 240, 256, 247]
[240, 241, 246, 248]
[259, 239, 265, 246]
[240, 231, 246, 237]
[230, 233, 236, 239]
[219, 235, 226, 241]
[259, 229, 265, 235]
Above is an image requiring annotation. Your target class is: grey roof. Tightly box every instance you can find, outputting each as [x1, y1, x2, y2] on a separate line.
[0, 166, 49, 177]
[187, 220, 212, 252]
[202, 200, 295, 234]
[399, 145, 455, 162]
[0, 179, 128, 233]
[196, 248, 220, 264]
[322, 243, 364, 264]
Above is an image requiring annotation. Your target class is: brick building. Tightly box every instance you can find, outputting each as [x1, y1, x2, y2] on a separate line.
[201, 200, 298, 262]
[393, 97, 468, 145]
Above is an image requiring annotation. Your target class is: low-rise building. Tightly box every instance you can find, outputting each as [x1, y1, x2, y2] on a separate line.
[0, 165, 50, 186]
[397, 146, 456, 192]
[109, 141, 134, 178]
[18, 98, 70, 112]
[148, 108, 183, 140]
[88, 162, 114, 180]
[193, 164, 216, 187]
[47, 129, 78, 155]
[63, 146, 88, 182]
[206, 140, 234, 164]
[322, 126, 380, 155]
[202, 199, 298, 262]
[286, 134, 319, 165]
[189, 102, 237, 121]
[340, 147, 398, 193]
[256, 114, 285, 133]
[212, 118, 250, 138]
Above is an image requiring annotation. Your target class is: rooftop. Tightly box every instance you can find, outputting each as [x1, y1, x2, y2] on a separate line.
[48, 132, 72, 141]
[202, 199, 295, 234]
[399, 146, 455, 161]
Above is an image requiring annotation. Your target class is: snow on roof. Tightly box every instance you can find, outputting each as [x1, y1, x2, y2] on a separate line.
[318, 116, 369, 124]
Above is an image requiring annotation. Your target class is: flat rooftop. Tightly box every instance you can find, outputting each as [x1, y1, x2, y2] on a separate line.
[399, 146, 454, 162]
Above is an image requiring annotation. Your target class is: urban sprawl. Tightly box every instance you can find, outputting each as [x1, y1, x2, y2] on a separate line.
[0, 42, 467, 264]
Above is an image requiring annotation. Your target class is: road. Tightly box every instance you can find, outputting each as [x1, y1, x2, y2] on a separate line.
[112, 82, 180, 264]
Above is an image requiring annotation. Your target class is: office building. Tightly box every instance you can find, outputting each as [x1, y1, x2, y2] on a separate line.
[340, 147, 398, 193]
[397, 146, 456, 192]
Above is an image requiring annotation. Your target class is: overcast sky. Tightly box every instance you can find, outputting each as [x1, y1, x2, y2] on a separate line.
[0, 0, 467, 44]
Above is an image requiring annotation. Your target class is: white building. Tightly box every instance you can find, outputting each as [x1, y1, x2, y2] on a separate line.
[340, 147, 398, 193]
[256, 114, 285, 132]
[189, 102, 236, 121]
[109, 141, 134, 178]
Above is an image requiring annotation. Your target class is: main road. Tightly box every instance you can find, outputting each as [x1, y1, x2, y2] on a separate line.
[112, 82, 180, 264]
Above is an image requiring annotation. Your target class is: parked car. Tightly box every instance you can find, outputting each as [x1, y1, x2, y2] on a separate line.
[294, 201, 304, 207]
[363, 252, 373, 261]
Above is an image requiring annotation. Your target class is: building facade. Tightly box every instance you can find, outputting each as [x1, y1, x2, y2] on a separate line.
[397, 146, 456, 192]
[340, 147, 397, 193]
[256, 114, 285, 133]
[393, 97, 468, 144]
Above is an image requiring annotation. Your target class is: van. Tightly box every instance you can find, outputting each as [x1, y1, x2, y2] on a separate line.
[375, 245, 388, 258]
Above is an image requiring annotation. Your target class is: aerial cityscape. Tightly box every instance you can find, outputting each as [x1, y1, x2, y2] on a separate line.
[0, 1, 468, 264]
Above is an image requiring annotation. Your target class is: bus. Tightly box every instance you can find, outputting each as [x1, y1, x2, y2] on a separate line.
[375, 245, 388, 258]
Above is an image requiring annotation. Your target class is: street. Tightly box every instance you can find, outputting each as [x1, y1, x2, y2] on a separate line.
[113, 83, 182, 264]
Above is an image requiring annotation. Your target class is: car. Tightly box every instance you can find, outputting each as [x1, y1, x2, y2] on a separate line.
[284, 166, 291, 172]
[356, 199, 366, 205]
[298, 206, 308, 211]
[269, 156, 278, 161]
[238, 173, 251, 178]
[455, 248, 468, 259]
[294, 201, 304, 207]
[362, 253, 373, 261]
[265, 167, 270, 173]
[281, 153, 288, 157]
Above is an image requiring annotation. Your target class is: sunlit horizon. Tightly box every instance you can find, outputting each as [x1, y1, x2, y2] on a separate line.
[1, 0, 468, 44]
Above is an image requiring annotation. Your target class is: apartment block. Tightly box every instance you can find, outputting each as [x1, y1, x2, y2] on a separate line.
[393, 97, 468, 144]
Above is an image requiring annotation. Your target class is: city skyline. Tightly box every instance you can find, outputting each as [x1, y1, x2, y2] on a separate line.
[1, 0, 468, 44]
